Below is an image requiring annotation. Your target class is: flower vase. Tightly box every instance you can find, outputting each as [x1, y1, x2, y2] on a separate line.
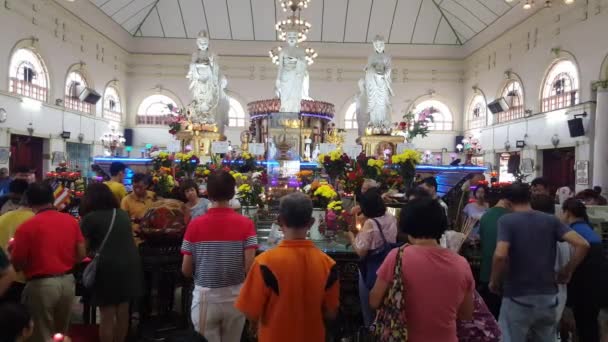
[241, 205, 258, 219]
[309, 208, 326, 241]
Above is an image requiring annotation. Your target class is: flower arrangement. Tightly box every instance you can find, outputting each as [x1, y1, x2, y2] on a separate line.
[151, 151, 173, 171]
[235, 151, 257, 173]
[167, 114, 188, 136]
[396, 108, 435, 142]
[317, 149, 351, 181]
[391, 149, 422, 191]
[152, 172, 176, 199]
[235, 173, 264, 207]
[195, 165, 212, 179]
[308, 181, 338, 209]
[229, 170, 248, 183]
[341, 167, 364, 196]
[382, 169, 404, 190]
[175, 152, 200, 177]
[324, 200, 354, 235]
[296, 170, 314, 188]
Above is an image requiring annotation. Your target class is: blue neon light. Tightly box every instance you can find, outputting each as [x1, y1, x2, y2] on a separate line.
[94, 157, 153, 163]
[415, 165, 487, 172]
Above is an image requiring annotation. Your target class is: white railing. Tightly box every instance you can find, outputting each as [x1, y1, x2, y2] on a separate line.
[9, 77, 48, 102]
[542, 90, 578, 112]
[136, 115, 171, 125]
[103, 110, 122, 122]
[64, 96, 92, 114]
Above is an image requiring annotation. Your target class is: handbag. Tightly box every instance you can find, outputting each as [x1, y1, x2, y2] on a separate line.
[359, 218, 401, 289]
[370, 245, 408, 342]
[82, 209, 116, 289]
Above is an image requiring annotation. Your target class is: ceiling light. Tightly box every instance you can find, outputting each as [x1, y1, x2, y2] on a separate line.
[544, 0, 552, 7]
[505, 0, 514, 3]
[564, 0, 574, 4]
[523, 0, 533, 9]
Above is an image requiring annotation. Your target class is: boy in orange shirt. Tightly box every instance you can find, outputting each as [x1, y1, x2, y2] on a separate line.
[235, 192, 340, 342]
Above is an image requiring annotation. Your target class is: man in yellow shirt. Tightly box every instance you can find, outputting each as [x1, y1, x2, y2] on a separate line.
[121, 173, 155, 242]
[0, 186, 34, 303]
[105, 162, 127, 204]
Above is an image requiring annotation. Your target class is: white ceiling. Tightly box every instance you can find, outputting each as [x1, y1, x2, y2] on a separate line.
[91, 0, 515, 45]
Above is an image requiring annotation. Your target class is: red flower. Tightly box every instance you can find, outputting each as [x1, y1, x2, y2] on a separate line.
[324, 155, 331, 163]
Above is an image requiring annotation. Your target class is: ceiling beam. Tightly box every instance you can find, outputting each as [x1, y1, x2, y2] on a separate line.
[431, 0, 463, 44]
[132, 0, 160, 37]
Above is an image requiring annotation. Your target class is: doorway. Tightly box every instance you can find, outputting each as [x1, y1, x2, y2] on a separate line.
[542, 147, 575, 194]
[10, 134, 44, 181]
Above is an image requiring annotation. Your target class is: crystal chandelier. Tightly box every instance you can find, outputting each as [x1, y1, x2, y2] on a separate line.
[518, 0, 574, 8]
[100, 125, 126, 156]
[278, 0, 310, 12]
[275, 14, 312, 42]
[269, 46, 318, 65]
[269, 0, 318, 65]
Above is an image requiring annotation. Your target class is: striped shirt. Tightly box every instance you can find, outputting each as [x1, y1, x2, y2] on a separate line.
[181, 207, 258, 288]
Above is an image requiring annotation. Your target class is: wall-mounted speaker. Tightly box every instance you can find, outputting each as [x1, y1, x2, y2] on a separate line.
[567, 118, 585, 137]
[454, 135, 464, 152]
[123, 128, 134, 146]
[487, 97, 510, 114]
[78, 87, 101, 105]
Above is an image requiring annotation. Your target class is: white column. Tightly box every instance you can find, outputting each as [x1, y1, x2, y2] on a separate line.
[592, 88, 608, 191]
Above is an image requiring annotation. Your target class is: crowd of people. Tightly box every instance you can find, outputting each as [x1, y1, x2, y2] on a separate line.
[1, 161, 608, 342]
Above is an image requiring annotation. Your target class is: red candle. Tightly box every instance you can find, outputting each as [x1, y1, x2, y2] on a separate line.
[53, 333, 64, 341]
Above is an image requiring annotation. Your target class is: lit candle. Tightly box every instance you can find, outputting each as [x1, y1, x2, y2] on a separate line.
[356, 223, 362, 231]
[53, 333, 64, 342]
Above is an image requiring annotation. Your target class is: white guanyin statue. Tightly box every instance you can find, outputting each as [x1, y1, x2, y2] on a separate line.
[275, 31, 310, 113]
[186, 30, 228, 134]
[363, 35, 393, 130]
[356, 78, 370, 137]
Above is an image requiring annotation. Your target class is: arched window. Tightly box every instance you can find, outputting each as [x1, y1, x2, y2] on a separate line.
[541, 60, 579, 112]
[103, 86, 122, 122]
[498, 80, 524, 123]
[9, 48, 49, 102]
[413, 100, 453, 131]
[467, 95, 487, 129]
[228, 97, 247, 127]
[344, 102, 357, 129]
[64, 71, 91, 114]
[136, 94, 177, 125]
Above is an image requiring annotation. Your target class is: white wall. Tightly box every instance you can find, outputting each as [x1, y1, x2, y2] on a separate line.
[126, 54, 465, 151]
[0, 0, 128, 172]
[462, 0, 608, 190]
[0, 0, 607, 178]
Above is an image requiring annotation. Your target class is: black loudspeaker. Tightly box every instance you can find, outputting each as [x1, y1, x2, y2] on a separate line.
[124, 128, 134, 146]
[455, 135, 464, 152]
[487, 97, 509, 114]
[78, 87, 101, 105]
[567, 118, 585, 137]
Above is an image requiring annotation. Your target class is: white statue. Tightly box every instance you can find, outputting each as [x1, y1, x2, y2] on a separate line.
[275, 31, 310, 113]
[267, 137, 277, 161]
[356, 78, 370, 137]
[311, 143, 320, 161]
[187, 31, 228, 134]
[304, 135, 312, 161]
[364, 35, 393, 129]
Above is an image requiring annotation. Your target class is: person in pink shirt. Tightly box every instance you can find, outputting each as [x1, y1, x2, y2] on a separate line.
[370, 197, 475, 342]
